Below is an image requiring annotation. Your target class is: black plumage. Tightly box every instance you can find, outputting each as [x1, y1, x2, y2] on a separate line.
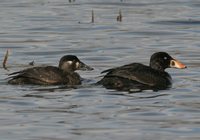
[97, 52, 186, 92]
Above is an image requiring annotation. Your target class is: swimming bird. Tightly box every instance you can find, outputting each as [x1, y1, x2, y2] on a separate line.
[8, 55, 93, 85]
[97, 52, 186, 92]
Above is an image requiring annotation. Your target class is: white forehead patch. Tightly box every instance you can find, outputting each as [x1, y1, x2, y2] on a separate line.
[67, 61, 73, 65]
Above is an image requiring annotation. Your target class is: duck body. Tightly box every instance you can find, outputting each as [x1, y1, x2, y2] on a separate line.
[98, 63, 172, 91]
[8, 66, 81, 85]
[97, 52, 186, 92]
[8, 55, 93, 85]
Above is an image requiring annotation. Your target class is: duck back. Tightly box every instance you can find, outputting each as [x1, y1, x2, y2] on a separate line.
[8, 66, 81, 85]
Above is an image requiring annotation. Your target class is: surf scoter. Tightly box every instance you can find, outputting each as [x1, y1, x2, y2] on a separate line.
[97, 52, 186, 92]
[8, 55, 93, 85]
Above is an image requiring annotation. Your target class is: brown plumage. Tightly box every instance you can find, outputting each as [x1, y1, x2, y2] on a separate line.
[8, 55, 93, 85]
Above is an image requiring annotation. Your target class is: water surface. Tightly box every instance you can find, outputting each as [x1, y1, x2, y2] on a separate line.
[0, 0, 200, 140]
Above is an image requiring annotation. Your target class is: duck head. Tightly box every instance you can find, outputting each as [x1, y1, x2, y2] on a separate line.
[150, 52, 187, 71]
[59, 55, 93, 72]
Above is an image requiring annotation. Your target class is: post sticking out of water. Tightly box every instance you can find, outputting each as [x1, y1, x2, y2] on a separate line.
[3, 49, 9, 70]
[117, 9, 122, 22]
[69, 0, 75, 3]
[91, 10, 94, 23]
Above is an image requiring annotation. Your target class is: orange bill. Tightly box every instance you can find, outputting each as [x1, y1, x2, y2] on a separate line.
[170, 59, 187, 69]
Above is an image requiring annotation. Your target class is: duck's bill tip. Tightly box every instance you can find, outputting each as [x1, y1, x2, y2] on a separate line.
[170, 59, 187, 69]
[84, 66, 94, 71]
[78, 62, 94, 71]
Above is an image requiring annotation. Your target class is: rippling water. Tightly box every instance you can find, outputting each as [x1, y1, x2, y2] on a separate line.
[0, 0, 200, 140]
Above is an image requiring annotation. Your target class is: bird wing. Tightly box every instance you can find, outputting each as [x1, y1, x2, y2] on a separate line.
[9, 66, 67, 84]
[101, 63, 164, 86]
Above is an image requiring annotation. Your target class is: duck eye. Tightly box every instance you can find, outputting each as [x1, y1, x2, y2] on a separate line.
[164, 57, 168, 60]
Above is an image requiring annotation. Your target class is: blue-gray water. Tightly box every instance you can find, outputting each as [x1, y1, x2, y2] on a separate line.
[0, 0, 200, 140]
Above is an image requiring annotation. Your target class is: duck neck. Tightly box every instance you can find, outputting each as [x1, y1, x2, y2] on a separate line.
[59, 65, 75, 74]
[150, 62, 165, 71]
[62, 69, 74, 74]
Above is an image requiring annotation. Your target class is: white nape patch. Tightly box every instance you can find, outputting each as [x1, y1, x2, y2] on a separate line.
[67, 61, 73, 65]
[76, 62, 80, 68]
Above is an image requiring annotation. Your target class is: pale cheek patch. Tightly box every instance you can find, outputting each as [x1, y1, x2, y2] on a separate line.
[76, 62, 80, 68]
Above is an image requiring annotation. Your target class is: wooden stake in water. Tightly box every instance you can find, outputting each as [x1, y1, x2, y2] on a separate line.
[91, 10, 94, 23]
[3, 49, 9, 70]
[117, 9, 122, 22]
[69, 0, 75, 3]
